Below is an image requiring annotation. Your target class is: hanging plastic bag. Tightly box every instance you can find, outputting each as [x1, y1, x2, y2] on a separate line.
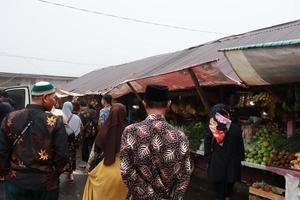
[285, 174, 300, 200]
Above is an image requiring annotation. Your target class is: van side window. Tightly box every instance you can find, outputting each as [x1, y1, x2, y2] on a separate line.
[6, 89, 26, 110]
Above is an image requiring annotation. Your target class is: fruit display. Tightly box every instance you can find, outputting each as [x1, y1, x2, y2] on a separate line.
[249, 181, 285, 200]
[251, 181, 272, 192]
[267, 150, 296, 169]
[277, 130, 300, 152]
[236, 92, 252, 108]
[244, 124, 286, 165]
[290, 153, 300, 170]
[252, 92, 276, 117]
[252, 92, 275, 107]
[184, 122, 205, 151]
[242, 124, 254, 138]
[235, 91, 276, 117]
[265, 130, 300, 171]
[171, 103, 198, 116]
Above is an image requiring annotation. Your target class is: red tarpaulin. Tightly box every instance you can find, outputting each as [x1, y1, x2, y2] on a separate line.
[108, 60, 237, 98]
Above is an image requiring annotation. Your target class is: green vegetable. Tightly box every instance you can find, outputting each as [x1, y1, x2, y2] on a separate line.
[184, 122, 205, 151]
[277, 130, 300, 151]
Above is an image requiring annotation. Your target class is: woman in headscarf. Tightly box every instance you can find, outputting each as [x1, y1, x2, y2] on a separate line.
[204, 104, 245, 200]
[86, 95, 113, 172]
[62, 101, 83, 183]
[83, 103, 128, 200]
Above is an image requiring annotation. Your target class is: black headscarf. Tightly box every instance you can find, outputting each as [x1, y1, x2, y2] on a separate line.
[209, 104, 231, 132]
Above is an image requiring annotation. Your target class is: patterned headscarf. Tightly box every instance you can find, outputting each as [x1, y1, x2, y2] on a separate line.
[209, 104, 232, 146]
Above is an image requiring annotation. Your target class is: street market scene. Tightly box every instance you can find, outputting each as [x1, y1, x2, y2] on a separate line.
[1, 1, 300, 200]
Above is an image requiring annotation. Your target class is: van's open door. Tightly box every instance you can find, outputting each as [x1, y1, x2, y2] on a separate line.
[5, 86, 31, 110]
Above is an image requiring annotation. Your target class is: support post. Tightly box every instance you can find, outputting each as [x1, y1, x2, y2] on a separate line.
[187, 68, 210, 114]
[127, 82, 143, 103]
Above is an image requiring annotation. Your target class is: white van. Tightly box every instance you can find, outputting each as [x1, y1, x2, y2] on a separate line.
[4, 86, 31, 110]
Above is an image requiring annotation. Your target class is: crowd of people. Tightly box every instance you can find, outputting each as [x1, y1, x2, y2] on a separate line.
[0, 81, 244, 200]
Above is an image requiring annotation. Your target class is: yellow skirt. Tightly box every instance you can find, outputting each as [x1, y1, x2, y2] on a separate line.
[82, 154, 128, 200]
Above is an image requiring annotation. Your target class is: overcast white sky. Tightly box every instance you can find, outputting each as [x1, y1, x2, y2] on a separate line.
[0, 0, 299, 77]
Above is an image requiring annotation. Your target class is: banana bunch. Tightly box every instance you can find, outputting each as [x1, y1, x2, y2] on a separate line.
[253, 92, 275, 106]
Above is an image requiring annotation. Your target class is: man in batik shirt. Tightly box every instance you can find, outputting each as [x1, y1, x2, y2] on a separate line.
[120, 84, 191, 200]
[0, 81, 68, 200]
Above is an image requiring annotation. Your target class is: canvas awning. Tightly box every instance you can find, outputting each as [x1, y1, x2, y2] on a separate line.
[220, 39, 300, 85]
[56, 88, 84, 97]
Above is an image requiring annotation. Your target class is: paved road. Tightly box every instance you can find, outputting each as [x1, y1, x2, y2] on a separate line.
[0, 159, 248, 200]
[1, 173, 248, 200]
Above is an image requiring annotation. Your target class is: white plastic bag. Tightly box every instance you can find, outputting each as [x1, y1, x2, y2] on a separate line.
[285, 174, 300, 200]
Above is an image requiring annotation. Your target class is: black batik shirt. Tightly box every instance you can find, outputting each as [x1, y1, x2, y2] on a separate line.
[0, 104, 69, 190]
[120, 114, 191, 200]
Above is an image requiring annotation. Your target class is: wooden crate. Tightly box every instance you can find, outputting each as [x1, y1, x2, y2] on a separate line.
[249, 187, 285, 200]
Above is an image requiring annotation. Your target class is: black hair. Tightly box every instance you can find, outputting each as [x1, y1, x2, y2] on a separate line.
[145, 100, 168, 109]
[79, 99, 87, 107]
[209, 104, 231, 131]
[102, 94, 112, 105]
[209, 104, 231, 118]
[0, 90, 8, 98]
[72, 101, 80, 112]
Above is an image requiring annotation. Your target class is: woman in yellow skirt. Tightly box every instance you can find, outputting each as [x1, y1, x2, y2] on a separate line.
[83, 103, 128, 200]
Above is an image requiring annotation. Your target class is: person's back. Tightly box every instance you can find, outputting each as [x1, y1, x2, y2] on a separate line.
[0, 101, 13, 124]
[83, 103, 128, 200]
[0, 81, 68, 200]
[120, 84, 191, 199]
[1, 106, 67, 189]
[83, 107, 98, 137]
[0, 90, 13, 124]
[81, 105, 98, 164]
[98, 94, 112, 128]
[121, 115, 191, 199]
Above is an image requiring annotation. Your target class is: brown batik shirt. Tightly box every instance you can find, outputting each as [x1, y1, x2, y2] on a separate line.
[0, 104, 68, 190]
[120, 114, 191, 200]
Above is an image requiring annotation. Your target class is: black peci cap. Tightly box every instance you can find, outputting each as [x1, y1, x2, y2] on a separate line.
[144, 84, 169, 103]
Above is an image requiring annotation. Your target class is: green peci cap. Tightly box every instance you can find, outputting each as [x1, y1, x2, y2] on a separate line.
[31, 81, 56, 96]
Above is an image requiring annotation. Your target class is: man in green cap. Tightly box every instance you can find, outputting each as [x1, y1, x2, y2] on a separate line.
[0, 81, 69, 200]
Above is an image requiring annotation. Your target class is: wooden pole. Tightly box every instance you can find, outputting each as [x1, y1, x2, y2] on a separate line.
[187, 68, 210, 114]
[127, 82, 143, 103]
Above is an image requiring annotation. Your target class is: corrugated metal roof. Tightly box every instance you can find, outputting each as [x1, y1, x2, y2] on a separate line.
[0, 72, 77, 80]
[63, 19, 300, 94]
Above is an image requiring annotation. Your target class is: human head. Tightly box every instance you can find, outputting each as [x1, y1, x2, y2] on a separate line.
[79, 99, 87, 107]
[143, 84, 171, 115]
[101, 94, 112, 107]
[72, 101, 80, 113]
[31, 81, 57, 111]
[0, 90, 8, 101]
[95, 103, 127, 166]
[62, 101, 73, 120]
[209, 104, 231, 131]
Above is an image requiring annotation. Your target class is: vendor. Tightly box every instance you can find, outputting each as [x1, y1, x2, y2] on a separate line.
[204, 104, 245, 200]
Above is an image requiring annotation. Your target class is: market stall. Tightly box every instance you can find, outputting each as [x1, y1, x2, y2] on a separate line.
[220, 39, 300, 200]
